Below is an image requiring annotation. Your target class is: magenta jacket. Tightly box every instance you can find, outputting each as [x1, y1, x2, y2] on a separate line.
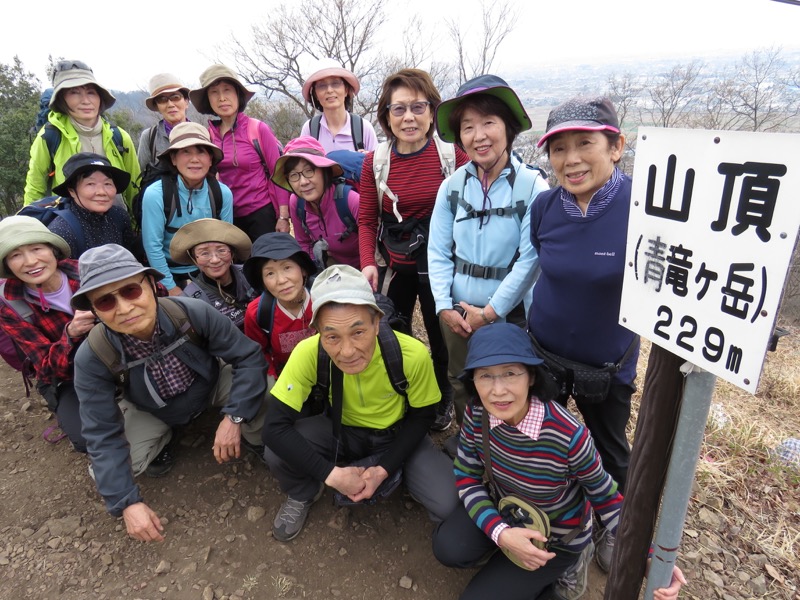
[208, 113, 289, 218]
[290, 186, 360, 269]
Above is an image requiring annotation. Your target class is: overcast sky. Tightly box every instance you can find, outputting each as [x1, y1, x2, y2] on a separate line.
[3, 0, 798, 92]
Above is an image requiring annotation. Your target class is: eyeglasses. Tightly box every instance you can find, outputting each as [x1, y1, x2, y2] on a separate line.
[386, 101, 431, 117]
[287, 166, 317, 183]
[473, 371, 527, 387]
[194, 247, 232, 262]
[91, 276, 148, 312]
[155, 93, 185, 106]
[314, 80, 345, 92]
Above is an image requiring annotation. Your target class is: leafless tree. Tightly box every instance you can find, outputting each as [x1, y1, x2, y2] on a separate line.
[726, 46, 800, 132]
[641, 61, 703, 128]
[226, 0, 387, 119]
[446, 0, 519, 87]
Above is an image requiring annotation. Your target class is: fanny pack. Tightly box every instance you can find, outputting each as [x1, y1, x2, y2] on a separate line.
[528, 332, 638, 404]
[378, 215, 430, 273]
[332, 452, 403, 507]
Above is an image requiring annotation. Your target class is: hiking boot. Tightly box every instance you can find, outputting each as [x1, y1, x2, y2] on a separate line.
[241, 438, 267, 465]
[595, 527, 616, 573]
[431, 399, 454, 432]
[145, 443, 176, 478]
[272, 483, 324, 542]
[552, 540, 594, 600]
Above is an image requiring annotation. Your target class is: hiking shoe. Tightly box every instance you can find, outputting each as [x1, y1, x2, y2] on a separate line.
[144, 443, 176, 478]
[241, 438, 267, 465]
[595, 527, 616, 573]
[552, 540, 594, 600]
[272, 483, 324, 542]
[431, 399, 454, 432]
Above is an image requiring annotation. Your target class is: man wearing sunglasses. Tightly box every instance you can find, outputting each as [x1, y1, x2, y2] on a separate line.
[71, 244, 267, 543]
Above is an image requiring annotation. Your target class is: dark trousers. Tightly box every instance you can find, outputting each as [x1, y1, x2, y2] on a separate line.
[39, 381, 87, 452]
[433, 505, 578, 600]
[560, 383, 634, 494]
[234, 203, 277, 243]
[379, 269, 451, 399]
[264, 413, 458, 521]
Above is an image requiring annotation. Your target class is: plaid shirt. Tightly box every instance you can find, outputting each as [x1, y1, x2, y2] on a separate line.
[0, 260, 81, 385]
[119, 321, 198, 400]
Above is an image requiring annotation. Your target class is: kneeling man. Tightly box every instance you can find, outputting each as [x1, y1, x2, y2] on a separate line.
[72, 244, 267, 542]
[263, 264, 458, 541]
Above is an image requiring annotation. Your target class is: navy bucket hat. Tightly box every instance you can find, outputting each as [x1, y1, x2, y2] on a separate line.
[242, 232, 317, 292]
[461, 323, 543, 377]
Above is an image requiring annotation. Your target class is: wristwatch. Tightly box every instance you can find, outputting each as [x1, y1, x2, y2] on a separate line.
[226, 414, 245, 424]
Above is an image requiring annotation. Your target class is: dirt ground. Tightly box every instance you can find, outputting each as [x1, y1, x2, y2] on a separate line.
[0, 329, 798, 600]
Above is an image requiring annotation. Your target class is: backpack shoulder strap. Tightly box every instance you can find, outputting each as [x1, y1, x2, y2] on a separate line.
[110, 125, 127, 155]
[432, 132, 456, 179]
[349, 113, 364, 151]
[510, 164, 541, 221]
[256, 292, 276, 337]
[0, 281, 34, 323]
[376, 322, 408, 399]
[446, 168, 470, 217]
[247, 118, 269, 178]
[206, 175, 223, 219]
[86, 324, 128, 386]
[43, 124, 62, 192]
[309, 114, 322, 140]
[162, 175, 180, 233]
[159, 298, 202, 348]
[295, 198, 313, 240]
[333, 182, 357, 240]
[372, 140, 393, 207]
[148, 125, 159, 161]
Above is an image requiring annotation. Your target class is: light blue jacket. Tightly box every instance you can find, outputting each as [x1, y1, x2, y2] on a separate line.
[142, 176, 234, 290]
[428, 156, 549, 318]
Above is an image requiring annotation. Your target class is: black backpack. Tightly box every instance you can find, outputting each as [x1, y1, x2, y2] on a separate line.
[132, 173, 223, 235]
[309, 112, 364, 151]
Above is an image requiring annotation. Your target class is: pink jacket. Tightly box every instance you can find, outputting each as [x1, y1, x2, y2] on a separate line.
[208, 113, 289, 218]
[290, 185, 360, 269]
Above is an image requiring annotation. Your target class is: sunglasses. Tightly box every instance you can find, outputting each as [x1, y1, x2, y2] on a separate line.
[386, 101, 431, 117]
[287, 166, 317, 182]
[155, 93, 185, 106]
[91, 276, 148, 312]
[52, 60, 93, 79]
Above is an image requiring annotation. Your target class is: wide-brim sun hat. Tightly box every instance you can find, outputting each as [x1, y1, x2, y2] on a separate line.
[169, 219, 252, 265]
[435, 74, 531, 144]
[145, 73, 190, 111]
[302, 58, 360, 104]
[310, 264, 382, 324]
[189, 64, 255, 115]
[242, 232, 318, 292]
[271, 136, 345, 192]
[460, 323, 543, 378]
[71, 244, 164, 311]
[0, 216, 71, 278]
[157, 122, 223, 165]
[537, 96, 620, 148]
[51, 152, 131, 198]
[50, 59, 116, 112]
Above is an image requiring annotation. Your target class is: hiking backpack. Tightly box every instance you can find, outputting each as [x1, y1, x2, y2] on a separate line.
[17, 195, 130, 257]
[131, 173, 223, 235]
[86, 298, 203, 389]
[309, 112, 365, 151]
[326, 150, 365, 192]
[295, 181, 357, 242]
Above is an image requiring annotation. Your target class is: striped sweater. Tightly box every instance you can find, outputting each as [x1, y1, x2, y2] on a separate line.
[454, 399, 622, 553]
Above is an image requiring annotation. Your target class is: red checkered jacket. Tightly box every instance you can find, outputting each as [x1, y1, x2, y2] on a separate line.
[0, 260, 81, 385]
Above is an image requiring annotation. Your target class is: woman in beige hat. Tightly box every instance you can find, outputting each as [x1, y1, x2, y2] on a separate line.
[23, 60, 140, 208]
[169, 219, 255, 330]
[299, 58, 377, 153]
[0, 216, 96, 452]
[138, 73, 191, 172]
[140, 122, 233, 295]
[190, 64, 290, 241]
